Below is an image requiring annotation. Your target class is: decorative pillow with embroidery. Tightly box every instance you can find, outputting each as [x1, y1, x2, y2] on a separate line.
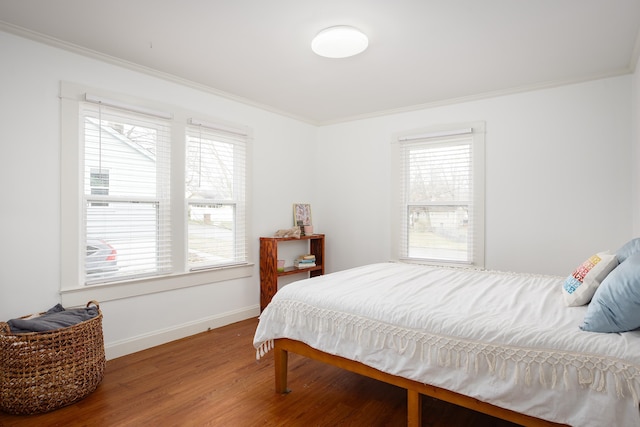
[562, 251, 618, 307]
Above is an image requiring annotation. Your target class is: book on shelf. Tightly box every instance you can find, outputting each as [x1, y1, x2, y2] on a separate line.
[294, 260, 316, 266]
[294, 263, 316, 269]
[294, 254, 316, 268]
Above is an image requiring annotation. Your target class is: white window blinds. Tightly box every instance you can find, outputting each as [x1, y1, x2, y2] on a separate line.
[396, 125, 484, 266]
[186, 120, 248, 270]
[82, 102, 172, 283]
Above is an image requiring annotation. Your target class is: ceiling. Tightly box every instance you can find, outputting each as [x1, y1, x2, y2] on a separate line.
[1, 0, 640, 124]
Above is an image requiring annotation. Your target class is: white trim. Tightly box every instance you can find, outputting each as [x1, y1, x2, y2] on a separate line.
[0, 22, 314, 125]
[60, 81, 253, 302]
[317, 73, 632, 125]
[397, 128, 473, 142]
[391, 122, 485, 268]
[1, 22, 631, 126]
[188, 117, 249, 137]
[60, 263, 254, 306]
[104, 305, 259, 360]
[473, 124, 486, 268]
[85, 93, 173, 119]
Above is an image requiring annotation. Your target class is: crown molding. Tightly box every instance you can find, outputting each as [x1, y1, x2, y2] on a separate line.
[0, 21, 316, 125]
[1, 20, 635, 128]
[317, 69, 633, 126]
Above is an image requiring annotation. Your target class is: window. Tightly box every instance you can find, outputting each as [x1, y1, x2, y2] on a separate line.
[83, 102, 172, 283]
[186, 120, 247, 270]
[392, 123, 485, 267]
[60, 83, 252, 305]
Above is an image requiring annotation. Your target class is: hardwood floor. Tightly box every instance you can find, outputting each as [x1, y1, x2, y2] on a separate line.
[0, 318, 519, 426]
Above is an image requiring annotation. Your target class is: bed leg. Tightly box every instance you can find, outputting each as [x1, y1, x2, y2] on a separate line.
[274, 344, 291, 394]
[407, 389, 422, 427]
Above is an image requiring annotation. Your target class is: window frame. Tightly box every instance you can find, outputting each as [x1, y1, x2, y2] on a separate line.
[60, 82, 253, 307]
[82, 101, 173, 284]
[185, 121, 248, 271]
[391, 122, 485, 268]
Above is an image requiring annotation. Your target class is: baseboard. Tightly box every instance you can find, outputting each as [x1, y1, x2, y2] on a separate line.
[104, 305, 260, 360]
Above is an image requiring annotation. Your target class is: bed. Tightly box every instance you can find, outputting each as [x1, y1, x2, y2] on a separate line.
[253, 258, 640, 426]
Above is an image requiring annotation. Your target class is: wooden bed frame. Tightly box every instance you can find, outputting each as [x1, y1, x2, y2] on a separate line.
[274, 338, 568, 427]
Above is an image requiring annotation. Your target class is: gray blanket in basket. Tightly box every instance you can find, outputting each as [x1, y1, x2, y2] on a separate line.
[8, 304, 99, 333]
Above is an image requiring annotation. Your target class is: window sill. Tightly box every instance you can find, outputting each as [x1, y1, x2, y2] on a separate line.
[60, 263, 254, 307]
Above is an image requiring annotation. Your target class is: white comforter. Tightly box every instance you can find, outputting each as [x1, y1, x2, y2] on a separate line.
[253, 262, 640, 426]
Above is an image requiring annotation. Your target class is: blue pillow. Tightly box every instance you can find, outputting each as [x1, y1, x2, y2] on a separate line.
[615, 237, 640, 264]
[580, 251, 640, 333]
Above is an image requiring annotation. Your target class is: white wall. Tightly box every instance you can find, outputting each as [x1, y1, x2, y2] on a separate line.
[0, 29, 636, 359]
[318, 77, 633, 276]
[0, 31, 317, 358]
[632, 55, 640, 236]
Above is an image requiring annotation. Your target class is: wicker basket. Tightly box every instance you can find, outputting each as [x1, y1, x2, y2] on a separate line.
[0, 301, 105, 415]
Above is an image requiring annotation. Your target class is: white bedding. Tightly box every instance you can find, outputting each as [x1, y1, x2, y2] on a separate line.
[253, 262, 640, 426]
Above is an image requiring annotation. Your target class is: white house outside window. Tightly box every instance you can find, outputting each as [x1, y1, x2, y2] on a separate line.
[83, 104, 172, 283]
[392, 123, 485, 268]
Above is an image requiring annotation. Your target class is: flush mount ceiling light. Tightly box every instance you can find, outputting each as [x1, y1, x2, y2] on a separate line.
[311, 25, 369, 58]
